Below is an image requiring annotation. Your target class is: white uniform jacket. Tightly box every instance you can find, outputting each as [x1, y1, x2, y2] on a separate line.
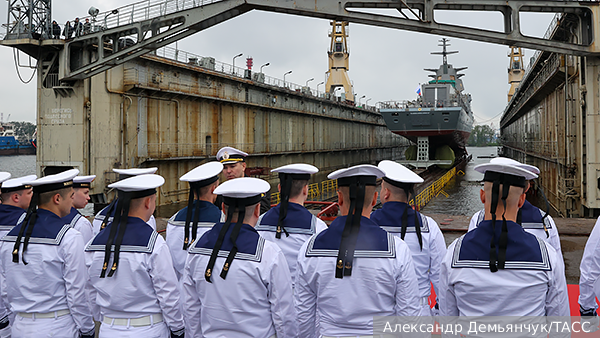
[0, 208, 95, 336]
[371, 201, 446, 314]
[182, 221, 298, 338]
[166, 200, 222, 279]
[63, 207, 94, 244]
[579, 216, 600, 312]
[92, 201, 156, 235]
[295, 215, 421, 337]
[256, 202, 327, 287]
[440, 219, 570, 316]
[85, 216, 184, 334]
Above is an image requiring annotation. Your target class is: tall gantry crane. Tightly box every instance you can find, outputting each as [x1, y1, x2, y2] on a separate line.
[325, 21, 354, 103]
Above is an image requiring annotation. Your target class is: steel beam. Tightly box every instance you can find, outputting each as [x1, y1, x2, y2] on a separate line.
[61, 0, 600, 81]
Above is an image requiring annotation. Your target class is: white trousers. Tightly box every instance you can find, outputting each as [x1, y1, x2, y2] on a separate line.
[99, 321, 169, 338]
[11, 314, 78, 338]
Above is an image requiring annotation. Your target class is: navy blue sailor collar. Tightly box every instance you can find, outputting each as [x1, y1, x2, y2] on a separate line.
[0, 204, 26, 231]
[190, 222, 265, 263]
[452, 219, 551, 270]
[371, 201, 428, 233]
[256, 203, 316, 234]
[3, 208, 71, 245]
[86, 216, 158, 253]
[519, 200, 551, 229]
[169, 200, 221, 226]
[306, 215, 395, 258]
[63, 207, 83, 228]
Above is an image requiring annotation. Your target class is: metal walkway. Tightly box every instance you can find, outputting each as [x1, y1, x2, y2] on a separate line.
[53, 0, 600, 81]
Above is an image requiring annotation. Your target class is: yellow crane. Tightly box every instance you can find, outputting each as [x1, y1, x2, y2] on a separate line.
[508, 47, 524, 102]
[325, 21, 354, 102]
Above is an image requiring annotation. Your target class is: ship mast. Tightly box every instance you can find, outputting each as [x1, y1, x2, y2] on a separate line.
[325, 21, 354, 102]
[431, 38, 458, 67]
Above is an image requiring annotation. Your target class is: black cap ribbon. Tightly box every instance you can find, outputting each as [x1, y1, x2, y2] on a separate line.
[183, 176, 218, 250]
[275, 173, 310, 239]
[383, 178, 423, 250]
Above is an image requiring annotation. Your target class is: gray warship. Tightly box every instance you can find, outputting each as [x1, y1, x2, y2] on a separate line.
[380, 39, 474, 167]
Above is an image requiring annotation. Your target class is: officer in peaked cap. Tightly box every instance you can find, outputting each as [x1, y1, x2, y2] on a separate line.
[216, 146, 271, 214]
[63, 175, 95, 244]
[166, 162, 223, 280]
[438, 161, 569, 316]
[85, 174, 185, 338]
[0, 174, 35, 337]
[0, 169, 95, 338]
[181, 177, 297, 338]
[468, 158, 562, 260]
[255, 163, 327, 288]
[371, 160, 446, 316]
[295, 164, 420, 337]
[92, 167, 159, 235]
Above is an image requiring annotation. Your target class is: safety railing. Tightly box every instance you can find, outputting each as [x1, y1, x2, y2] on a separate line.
[270, 180, 335, 205]
[409, 167, 457, 210]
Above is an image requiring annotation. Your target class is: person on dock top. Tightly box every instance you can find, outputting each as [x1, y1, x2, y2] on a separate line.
[295, 164, 420, 337]
[215, 146, 270, 214]
[467, 157, 563, 261]
[166, 161, 223, 280]
[92, 167, 158, 235]
[182, 177, 297, 338]
[371, 160, 446, 316]
[0, 169, 95, 338]
[255, 163, 327, 287]
[85, 174, 184, 338]
[63, 175, 95, 244]
[439, 161, 569, 316]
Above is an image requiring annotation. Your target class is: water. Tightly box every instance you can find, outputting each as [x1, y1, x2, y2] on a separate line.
[421, 146, 498, 216]
[0, 155, 36, 177]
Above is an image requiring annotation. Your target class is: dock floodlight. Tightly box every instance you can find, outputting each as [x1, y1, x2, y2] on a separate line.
[88, 7, 100, 17]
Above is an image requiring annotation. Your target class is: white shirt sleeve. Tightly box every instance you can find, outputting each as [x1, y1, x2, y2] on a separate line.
[315, 218, 328, 233]
[295, 240, 318, 338]
[60, 230, 95, 334]
[545, 245, 571, 316]
[83, 248, 101, 321]
[546, 216, 562, 252]
[75, 217, 94, 245]
[181, 255, 202, 338]
[394, 240, 421, 316]
[579, 217, 600, 311]
[439, 240, 460, 316]
[0, 244, 9, 322]
[266, 247, 298, 338]
[149, 238, 185, 332]
[427, 217, 447, 301]
[468, 211, 482, 232]
[148, 215, 157, 231]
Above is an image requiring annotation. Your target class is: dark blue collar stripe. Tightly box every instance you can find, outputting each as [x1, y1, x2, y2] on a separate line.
[476, 205, 552, 230]
[189, 236, 265, 262]
[371, 202, 430, 233]
[2, 224, 71, 245]
[86, 231, 158, 253]
[168, 220, 216, 228]
[451, 236, 551, 270]
[86, 217, 157, 252]
[306, 233, 396, 258]
[254, 204, 314, 232]
[0, 205, 26, 230]
[2, 209, 72, 246]
[192, 222, 262, 256]
[169, 201, 222, 225]
[255, 214, 317, 235]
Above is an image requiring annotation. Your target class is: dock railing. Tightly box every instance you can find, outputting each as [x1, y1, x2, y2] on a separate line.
[410, 167, 458, 210]
[271, 179, 336, 205]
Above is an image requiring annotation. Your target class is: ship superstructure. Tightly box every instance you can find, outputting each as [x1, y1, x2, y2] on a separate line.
[380, 38, 474, 168]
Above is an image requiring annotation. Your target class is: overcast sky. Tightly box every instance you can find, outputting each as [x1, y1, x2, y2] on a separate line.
[0, 1, 553, 128]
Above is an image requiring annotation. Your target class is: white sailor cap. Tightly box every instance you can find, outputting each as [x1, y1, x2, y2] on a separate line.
[216, 147, 248, 165]
[1, 175, 36, 193]
[113, 167, 158, 177]
[180, 162, 223, 187]
[0, 172, 10, 184]
[73, 175, 96, 188]
[30, 169, 79, 193]
[378, 160, 424, 184]
[271, 163, 318, 179]
[108, 174, 164, 193]
[328, 164, 385, 185]
[490, 157, 540, 175]
[474, 163, 538, 181]
[213, 177, 270, 199]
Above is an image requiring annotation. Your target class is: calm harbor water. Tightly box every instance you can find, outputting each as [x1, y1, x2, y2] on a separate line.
[0, 155, 36, 177]
[421, 146, 498, 216]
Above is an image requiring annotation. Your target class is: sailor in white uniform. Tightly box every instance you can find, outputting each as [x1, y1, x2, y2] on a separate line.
[255, 163, 327, 287]
[0, 175, 35, 337]
[467, 158, 562, 258]
[295, 165, 421, 337]
[371, 160, 446, 316]
[182, 177, 297, 338]
[439, 162, 570, 316]
[0, 173, 10, 193]
[85, 174, 185, 338]
[579, 216, 600, 318]
[63, 175, 95, 244]
[92, 167, 158, 235]
[0, 169, 95, 338]
[166, 162, 223, 280]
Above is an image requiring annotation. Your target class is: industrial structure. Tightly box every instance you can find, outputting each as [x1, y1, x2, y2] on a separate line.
[507, 47, 525, 102]
[325, 21, 354, 103]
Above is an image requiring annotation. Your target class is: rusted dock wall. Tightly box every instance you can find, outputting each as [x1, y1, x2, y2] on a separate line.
[38, 51, 408, 207]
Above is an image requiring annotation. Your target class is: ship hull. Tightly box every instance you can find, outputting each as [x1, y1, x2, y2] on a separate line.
[380, 106, 473, 156]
